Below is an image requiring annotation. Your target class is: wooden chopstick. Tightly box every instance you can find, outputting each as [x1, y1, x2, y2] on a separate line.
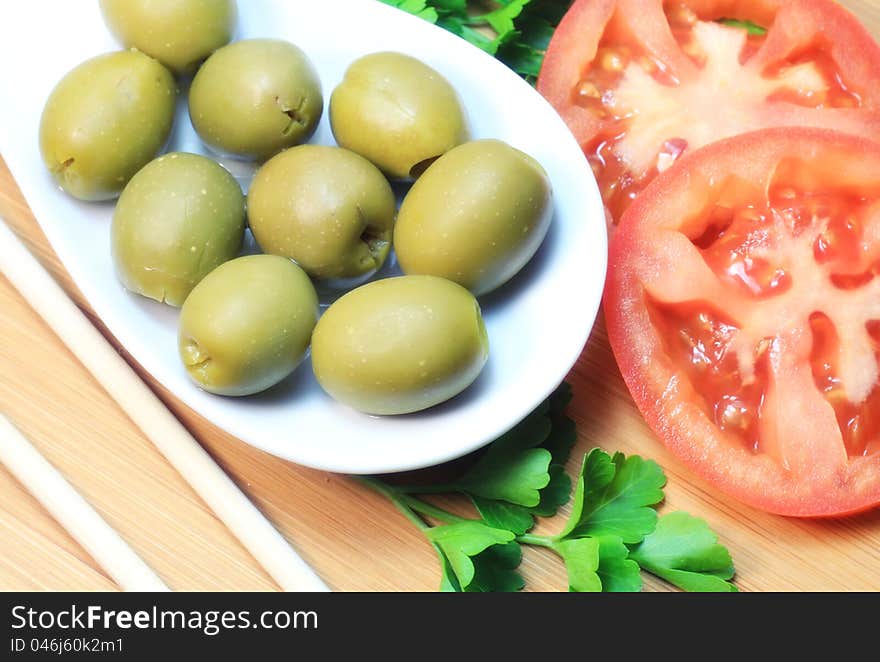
[0, 413, 170, 591]
[0, 219, 329, 592]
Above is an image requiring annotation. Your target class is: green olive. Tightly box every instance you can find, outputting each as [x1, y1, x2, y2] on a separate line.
[39, 50, 176, 201]
[111, 152, 245, 306]
[188, 39, 323, 160]
[178, 255, 318, 396]
[99, 0, 236, 75]
[311, 275, 489, 415]
[329, 52, 467, 179]
[394, 139, 552, 296]
[247, 145, 395, 282]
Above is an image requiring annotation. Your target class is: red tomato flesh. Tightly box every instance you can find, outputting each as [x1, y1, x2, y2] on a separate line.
[605, 129, 880, 516]
[538, 0, 880, 223]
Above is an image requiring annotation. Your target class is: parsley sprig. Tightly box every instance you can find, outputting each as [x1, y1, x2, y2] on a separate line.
[380, 0, 573, 81]
[359, 384, 737, 592]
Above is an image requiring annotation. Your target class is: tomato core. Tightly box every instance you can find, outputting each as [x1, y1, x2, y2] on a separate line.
[644, 171, 880, 470]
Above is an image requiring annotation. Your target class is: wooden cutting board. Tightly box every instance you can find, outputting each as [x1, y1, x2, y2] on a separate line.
[2, 0, 879, 592]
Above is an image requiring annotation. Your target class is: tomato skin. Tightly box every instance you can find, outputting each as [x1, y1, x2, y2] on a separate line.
[604, 128, 880, 517]
[538, 0, 880, 223]
[537, 0, 616, 147]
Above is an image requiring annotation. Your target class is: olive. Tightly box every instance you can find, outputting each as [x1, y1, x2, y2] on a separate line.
[99, 0, 236, 75]
[39, 50, 176, 201]
[188, 39, 323, 160]
[247, 145, 395, 282]
[311, 275, 489, 415]
[178, 255, 319, 396]
[394, 139, 552, 296]
[329, 52, 467, 179]
[111, 152, 246, 306]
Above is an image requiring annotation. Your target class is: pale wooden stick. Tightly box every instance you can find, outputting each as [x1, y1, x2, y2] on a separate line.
[0, 220, 329, 592]
[0, 414, 170, 591]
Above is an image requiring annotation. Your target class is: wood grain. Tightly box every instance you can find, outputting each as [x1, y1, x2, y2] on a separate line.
[1, 0, 879, 592]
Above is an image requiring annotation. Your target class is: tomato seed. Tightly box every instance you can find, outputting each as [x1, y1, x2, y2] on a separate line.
[599, 48, 627, 72]
[668, 5, 698, 27]
[577, 80, 601, 99]
[717, 398, 753, 433]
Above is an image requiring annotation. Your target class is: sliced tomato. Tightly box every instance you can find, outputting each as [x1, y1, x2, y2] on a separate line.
[537, 0, 880, 223]
[605, 128, 880, 516]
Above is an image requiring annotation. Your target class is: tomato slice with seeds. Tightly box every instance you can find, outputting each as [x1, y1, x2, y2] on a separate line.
[537, 0, 880, 223]
[605, 128, 880, 516]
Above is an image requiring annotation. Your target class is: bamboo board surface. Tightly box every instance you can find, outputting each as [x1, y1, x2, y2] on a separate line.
[1, 0, 879, 592]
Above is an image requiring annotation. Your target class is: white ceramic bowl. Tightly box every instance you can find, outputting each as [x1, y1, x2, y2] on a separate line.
[0, 0, 606, 474]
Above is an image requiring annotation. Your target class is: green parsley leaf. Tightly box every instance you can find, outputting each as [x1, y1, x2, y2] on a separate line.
[473, 497, 535, 535]
[467, 542, 525, 592]
[629, 512, 737, 592]
[718, 18, 768, 35]
[482, 0, 531, 36]
[458, 446, 551, 506]
[530, 464, 572, 517]
[427, 521, 517, 590]
[455, 412, 552, 506]
[560, 448, 666, 544]
[432, 0, 468, 12]
[463, 384, 574, 525]
[459, 25, 501, 53]
[596, 536, 642, 592]
[495, 0, 570, 79]
[379, 0, 439, 22]
[474, 463, 571, 533]
[437, 545, 463, 592]
[554, 537, 602, 592]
